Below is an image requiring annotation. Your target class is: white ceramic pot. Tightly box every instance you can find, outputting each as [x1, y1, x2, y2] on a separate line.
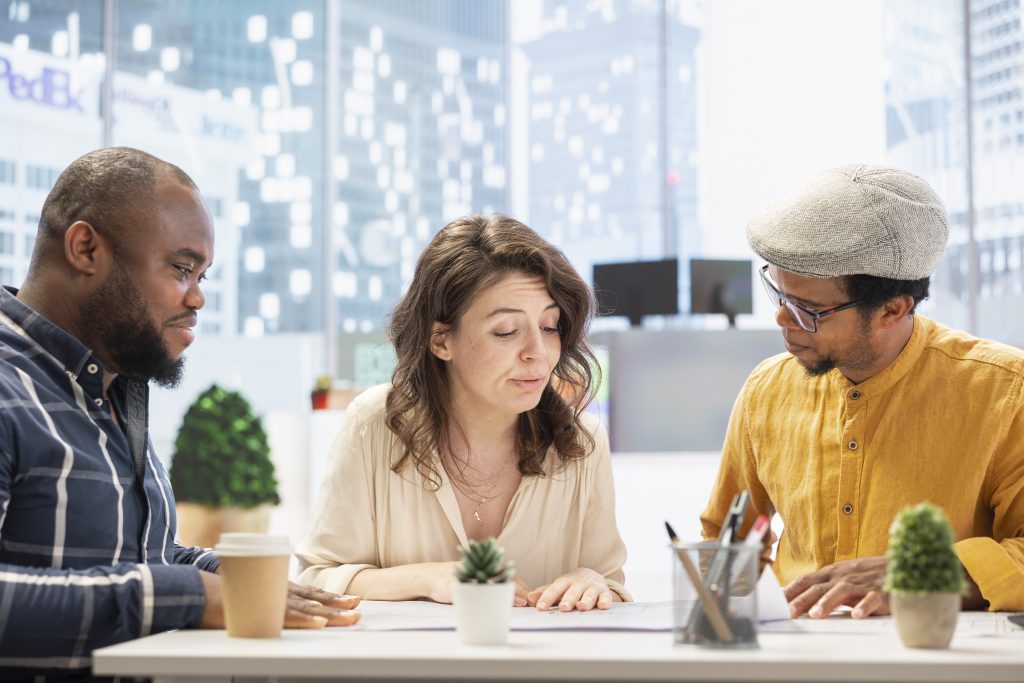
[451, 581, 515, 645]
[891, 592, 961, 649]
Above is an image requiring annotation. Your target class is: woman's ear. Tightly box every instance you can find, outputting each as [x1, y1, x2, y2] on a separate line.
[429, 322, 453, 361]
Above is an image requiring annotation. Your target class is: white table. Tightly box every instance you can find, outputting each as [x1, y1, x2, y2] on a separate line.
[93, 612, 1024, 683]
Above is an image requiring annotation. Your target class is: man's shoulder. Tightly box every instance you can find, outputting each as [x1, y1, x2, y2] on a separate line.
[921, 317, 1024, 377]
[0, 329, 46, 392]
[743, 351, 805, 394]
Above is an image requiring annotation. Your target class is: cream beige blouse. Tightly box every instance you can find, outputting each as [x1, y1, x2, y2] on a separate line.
[295, 384, 630, 599]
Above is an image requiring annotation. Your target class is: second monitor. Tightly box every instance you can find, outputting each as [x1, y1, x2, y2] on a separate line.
[689, 258, 753, 327]
[592, 259, 679, 328]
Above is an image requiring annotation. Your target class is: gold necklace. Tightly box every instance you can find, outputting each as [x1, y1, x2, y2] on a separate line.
[441, 451, 512, 524]
[444, 467, 494, 523]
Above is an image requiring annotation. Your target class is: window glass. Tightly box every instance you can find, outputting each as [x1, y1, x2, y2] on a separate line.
[0, 0, 104, 287]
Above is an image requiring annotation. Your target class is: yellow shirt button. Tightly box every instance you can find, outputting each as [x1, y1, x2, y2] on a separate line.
[843, 503, 854, 514]
[848, 440, 858, 450]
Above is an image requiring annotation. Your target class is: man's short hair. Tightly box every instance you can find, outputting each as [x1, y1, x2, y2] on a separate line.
[37, 147, 197, 259]
[845, 274, 931, 318]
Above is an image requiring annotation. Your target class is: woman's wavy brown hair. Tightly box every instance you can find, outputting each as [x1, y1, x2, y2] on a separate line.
[385, 214, 599, 488]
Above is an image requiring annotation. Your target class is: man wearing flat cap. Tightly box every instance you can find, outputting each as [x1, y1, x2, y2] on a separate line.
[701, 164, 1024, 618]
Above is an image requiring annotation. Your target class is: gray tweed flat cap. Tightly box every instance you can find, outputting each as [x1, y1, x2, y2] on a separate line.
[746, 164, 949, 280]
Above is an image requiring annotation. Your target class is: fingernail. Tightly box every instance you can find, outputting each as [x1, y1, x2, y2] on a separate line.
[809, 606, 823, 618]
[537, 601, 548, 610]
[514, 597, 526, 607]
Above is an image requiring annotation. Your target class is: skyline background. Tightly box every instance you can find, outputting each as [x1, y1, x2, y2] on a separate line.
[0, 0, 1017, 456]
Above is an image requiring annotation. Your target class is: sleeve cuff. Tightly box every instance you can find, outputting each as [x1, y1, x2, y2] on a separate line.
[141, 564, 207, 635]
[955, 537, 1024, 611]
[296, 563, 376, 595]
[193, 549, 221, 574]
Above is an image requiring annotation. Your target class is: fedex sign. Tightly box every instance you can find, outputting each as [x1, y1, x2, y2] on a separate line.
[0, 45, 98, 114]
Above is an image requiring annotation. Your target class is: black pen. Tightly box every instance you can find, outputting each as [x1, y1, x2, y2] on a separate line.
[665, 521, 733, 642]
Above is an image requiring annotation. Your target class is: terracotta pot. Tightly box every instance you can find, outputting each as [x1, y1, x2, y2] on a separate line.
[451, 581, 515, 645]
[310, 390, 330, 410]
[175, 502, 272, 549]
[891, 591, 960, 649]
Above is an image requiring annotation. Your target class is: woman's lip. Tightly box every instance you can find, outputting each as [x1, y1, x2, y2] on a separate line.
[512, 378, 545, 386]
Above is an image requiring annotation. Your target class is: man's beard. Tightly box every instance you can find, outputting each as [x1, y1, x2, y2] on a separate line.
[83, 261, 185, 388]
[800, 316, 878, 380]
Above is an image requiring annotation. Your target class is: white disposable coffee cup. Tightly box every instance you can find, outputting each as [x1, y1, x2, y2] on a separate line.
[214, 533, 292, 638]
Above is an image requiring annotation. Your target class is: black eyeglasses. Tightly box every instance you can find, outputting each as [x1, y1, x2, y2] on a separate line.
[758, 265, 861, 333]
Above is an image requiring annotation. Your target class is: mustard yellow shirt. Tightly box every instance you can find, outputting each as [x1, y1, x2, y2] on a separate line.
[701, 316, 1024, 610]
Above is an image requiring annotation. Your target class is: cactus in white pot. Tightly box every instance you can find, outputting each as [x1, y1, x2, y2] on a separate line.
[452, 537, 516, 645]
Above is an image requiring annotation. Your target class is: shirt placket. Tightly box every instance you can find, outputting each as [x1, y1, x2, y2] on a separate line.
[835, 387, 865, 560]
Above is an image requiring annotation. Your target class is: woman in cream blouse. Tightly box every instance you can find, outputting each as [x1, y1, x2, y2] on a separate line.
[296, 215, 628, 611]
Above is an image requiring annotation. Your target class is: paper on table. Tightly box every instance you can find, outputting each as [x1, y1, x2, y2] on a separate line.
[353, 600, 674, 632]
[759, 609, 1024, 638]
[755, 566, 791, 623]
[351, 571, 791, 633]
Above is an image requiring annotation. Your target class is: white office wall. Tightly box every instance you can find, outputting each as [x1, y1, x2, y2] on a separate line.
[698, 0, 887, 328]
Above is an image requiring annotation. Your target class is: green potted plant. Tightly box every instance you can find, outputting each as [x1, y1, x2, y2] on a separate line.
[169, 384, 281, 548]
[452, 537, 516, 645]
[883, 502, 966, 649]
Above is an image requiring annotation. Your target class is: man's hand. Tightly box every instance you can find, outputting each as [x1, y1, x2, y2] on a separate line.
[197, 571, 361, 628]
[526, 568, 616, 612]
[783, 556, 889, 619]
[286, 582, 361, 628]
[198, 570, 225, 628]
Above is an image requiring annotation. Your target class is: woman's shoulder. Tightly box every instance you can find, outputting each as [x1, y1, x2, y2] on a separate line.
[344, 383, 391, 428]
[577, 409, 608, 450]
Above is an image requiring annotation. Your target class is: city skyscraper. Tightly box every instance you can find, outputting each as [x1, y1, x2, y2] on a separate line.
[884, 0, 1024, 341]
[521, 0, 701, 320]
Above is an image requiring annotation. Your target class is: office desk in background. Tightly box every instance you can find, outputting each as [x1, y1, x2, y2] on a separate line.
[94, 609, 1024, 683]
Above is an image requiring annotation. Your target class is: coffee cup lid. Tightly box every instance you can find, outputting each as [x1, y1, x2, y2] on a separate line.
[214, 533, 292, 557]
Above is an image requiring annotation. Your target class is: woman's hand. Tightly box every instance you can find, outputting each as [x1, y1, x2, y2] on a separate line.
[512, 576, 532, 607]
[526, 568, 617, 611]
[421, 561, 462, 603]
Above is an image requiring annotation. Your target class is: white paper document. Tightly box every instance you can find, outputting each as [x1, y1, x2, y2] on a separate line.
[759, 610, 1024, 638]
[352, 571, 792, 632]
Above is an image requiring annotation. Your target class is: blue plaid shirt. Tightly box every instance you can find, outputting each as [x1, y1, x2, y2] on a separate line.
[0, 287, 219, 678]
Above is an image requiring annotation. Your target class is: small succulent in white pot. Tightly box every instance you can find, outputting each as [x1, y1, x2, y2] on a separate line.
[452, 537, 515, 645]
[884, 502, 966, 649]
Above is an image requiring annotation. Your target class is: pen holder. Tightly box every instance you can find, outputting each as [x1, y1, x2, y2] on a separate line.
[670, 541, 758, 649]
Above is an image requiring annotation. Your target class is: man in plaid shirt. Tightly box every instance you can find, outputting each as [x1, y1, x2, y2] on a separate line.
[0, 148, 359, 681]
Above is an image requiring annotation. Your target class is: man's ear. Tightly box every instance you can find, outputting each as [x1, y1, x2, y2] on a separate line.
[429, 322, 453, 361]
[64, 221, 108, 276]
[878, 294, 915, 328]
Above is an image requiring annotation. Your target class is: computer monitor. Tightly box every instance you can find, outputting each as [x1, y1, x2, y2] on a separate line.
[689, 258, 753, 327]
[592, 259, 679, 328]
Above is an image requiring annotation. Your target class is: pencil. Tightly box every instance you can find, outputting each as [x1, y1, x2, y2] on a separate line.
[665, 521, 733, 642]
